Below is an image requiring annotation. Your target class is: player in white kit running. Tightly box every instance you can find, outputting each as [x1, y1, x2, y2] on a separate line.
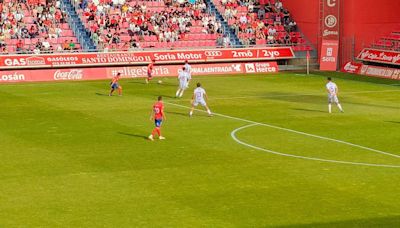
[326, 77, 344, 113]
[175, 67, 189, 98]
[184, 60, 192, 87]
[189, 82, 212, 117]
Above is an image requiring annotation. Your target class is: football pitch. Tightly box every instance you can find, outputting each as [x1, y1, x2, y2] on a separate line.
[0, 72, 399, 227]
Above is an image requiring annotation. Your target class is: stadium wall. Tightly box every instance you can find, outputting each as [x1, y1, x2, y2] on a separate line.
[341, 0, 400, 54]
[282, 0, 400, 56]
[281, 0, 319, 50]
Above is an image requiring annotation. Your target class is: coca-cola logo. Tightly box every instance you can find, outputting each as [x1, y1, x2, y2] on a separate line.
[343, 62, 360, 73]
[54, 69, 83, 80]
[26, 56, 46, 66]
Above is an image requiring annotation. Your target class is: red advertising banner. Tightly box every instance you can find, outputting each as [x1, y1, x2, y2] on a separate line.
[0, 47, 294, 70]
[356, 48, 400, 66]
[341, 61, 400, 80]
[322, 0, 340, 40]
[320, 0, 339, 71]
[341, 61, 362, 74]
[359, 64, 400, 80]
[0, 62, 279, 83]
[320, 40, 339, 71]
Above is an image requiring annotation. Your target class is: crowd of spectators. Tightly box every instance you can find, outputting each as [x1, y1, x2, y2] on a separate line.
[217, 0, 300, 47]
[0, 0, 78, 54]
[78, 0, 223, 50]
[0, 0, 306, 54]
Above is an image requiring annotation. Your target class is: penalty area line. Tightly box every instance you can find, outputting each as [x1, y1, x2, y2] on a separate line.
[164, 101, 400, 161]
[231, 124, 400, 168]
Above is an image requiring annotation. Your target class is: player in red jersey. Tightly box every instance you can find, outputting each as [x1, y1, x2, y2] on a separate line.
[148, 96, 166, 140]
[109, 72, 122, 96]
[146, 59, 156, 84]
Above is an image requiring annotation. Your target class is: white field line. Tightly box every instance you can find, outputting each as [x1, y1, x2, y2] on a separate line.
[164, 102, 400, 160]
[231, 124, 400, 168]
[174, 89, 400, 102]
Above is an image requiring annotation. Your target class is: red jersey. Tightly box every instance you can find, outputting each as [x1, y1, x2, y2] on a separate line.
[147, 63, 153, 74]
[153, 101, 164, 120]
[111, 76, 120, 84]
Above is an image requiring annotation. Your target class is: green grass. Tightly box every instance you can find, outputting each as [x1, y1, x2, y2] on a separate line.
[0, 72, 399, 227]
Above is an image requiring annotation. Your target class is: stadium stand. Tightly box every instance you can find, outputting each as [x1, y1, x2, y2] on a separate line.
[0, 0, 81, 54]
[370, 26, 400, 51]
[212, 0, 311, 51]
[0, 0, 312, 53]
[74, 0, 225, 50]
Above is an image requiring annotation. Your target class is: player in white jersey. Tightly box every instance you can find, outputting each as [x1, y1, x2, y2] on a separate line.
[326, 77, 344, 113]
[175, 67, 189, 98]
[184, 60, 191, 87]
[189, 82, 212, 117]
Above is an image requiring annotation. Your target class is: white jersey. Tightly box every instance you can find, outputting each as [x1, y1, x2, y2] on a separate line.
[326, 82, 337, 95]
[178, 71, 188, 89]
[326, 81, 339, 103]
[193, 87, 207, 106]
[185, 63, 192, 79]
[178, 71, 188, 82]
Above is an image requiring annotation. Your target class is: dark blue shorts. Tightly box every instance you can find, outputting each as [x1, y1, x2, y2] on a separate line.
[111, 83, 119, 89]
[155, 119, 162, 127]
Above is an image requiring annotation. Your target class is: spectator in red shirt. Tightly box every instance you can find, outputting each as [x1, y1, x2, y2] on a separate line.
[16, 40, 24, 53]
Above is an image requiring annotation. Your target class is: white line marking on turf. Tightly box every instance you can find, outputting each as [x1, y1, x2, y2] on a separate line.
[175, 89, 400, 102]
[165, 102, 400, 165]
[231, 124, 400, 168]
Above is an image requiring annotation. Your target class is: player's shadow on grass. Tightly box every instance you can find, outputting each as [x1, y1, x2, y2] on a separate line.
[118, 132, 147, 139]
[385, 121, 400, 124]
[291, 108, 326, 113]
[274, 215, 400, 228]
[128, 80, 147, 85]
[128, 80, 176, 87]
[160, 94, 176, 98]
[346, 101, 399, 110]
[166, 111, 188, 117]
[95, 92, 109, 96]
[262, 92, 325, 104]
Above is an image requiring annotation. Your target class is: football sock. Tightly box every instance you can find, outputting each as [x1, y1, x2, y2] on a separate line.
[207, 109, 211, 115]
[337, 104, 343, 112]
[156, 127, 161, 136]
[328, 104, 332, 113]
[179, 91, 184, 97]
[151, 128, 157, 136]
[176, 90, 180, 97]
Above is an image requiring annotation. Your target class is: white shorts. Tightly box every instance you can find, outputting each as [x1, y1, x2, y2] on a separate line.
[328, 94, 339, 103]
[179, 80, 188, 89]
[193, 100, 207, 107]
